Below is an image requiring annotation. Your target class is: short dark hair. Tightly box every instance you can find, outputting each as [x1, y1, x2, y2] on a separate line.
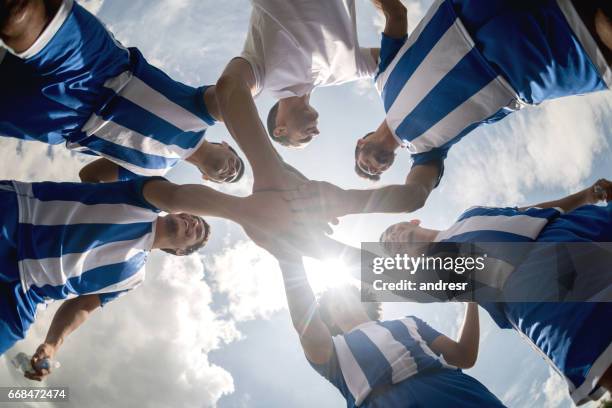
[225, 144, 245, 183]
[354, 132, 381, 181]
[267, 101, 295, 147]
[161, 217, 211, 256]
[317, 285, 382, 336]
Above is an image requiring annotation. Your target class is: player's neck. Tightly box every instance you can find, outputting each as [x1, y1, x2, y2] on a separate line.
[151, 217, 170, 250]
[375, 120, 400, 151]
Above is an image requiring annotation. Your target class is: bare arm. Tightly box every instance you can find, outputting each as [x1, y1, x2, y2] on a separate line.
[215, 58, 289, 191]
[286, 163, 440, 220]
[26, 294, 101, 381]
[519, 179, 611, 212]
[277, 257, 334, 364]
[79, 158, 120, 183]
[372, 0, 408, 39]
[429, 303, 480, 369]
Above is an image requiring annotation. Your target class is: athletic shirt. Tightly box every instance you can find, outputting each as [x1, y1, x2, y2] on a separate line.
[0, 0, 215, 176]
[241, 0, 377, 99]
[9, 178, 161, 306]
[310, 316, 453, 407]
[374, 0, 522, 167]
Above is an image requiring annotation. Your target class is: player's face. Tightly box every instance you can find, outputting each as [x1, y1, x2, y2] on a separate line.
[356, 138, 395, 177]
[381, 221, 431, 256]
[326, 289, 365, 332]
[285, 105, 320, 147]
[164, 213, 209, 254]
[202, 142, 242, 183]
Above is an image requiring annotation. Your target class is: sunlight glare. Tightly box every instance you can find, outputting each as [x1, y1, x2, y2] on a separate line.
[303, 257, 355, 294]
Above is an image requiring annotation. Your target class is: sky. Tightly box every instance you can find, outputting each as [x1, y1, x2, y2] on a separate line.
[0, 0, 611, 407]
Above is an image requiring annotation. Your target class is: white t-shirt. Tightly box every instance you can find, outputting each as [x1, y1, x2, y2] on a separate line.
[240, 0, 377, 99]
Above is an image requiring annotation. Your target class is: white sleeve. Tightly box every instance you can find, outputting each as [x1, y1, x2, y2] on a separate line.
[239, 10, 266, 97]
[355, 47, 378, 79]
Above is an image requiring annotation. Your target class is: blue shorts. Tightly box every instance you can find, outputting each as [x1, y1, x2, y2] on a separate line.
[0, 0, 214, 177]
[0, 183, 38, 356]
[452, 0, 611, 104]
[386, 369, 506, 408]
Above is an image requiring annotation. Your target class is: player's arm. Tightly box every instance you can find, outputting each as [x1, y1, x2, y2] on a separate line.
[78, 158, 120, 183]
[372, 0, 408, 39]
[1, 0, 61, 53]
[429, 303, 480, 369]
[286, 163, 440, 220]
[215, 58, 294, 191]
[519, 178, 611, 212]
[26, 294, 101, 381]
[276, 256, 334, 364]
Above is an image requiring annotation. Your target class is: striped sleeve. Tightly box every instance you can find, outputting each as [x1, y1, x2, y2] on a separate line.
[411, 316, 443, 346]
[98, 289, 130, 307]
[375, 34, 408, 81]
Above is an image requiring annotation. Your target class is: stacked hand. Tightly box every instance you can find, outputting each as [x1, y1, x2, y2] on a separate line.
[588, 178, 612, 203]
[25, 343, 56, 381]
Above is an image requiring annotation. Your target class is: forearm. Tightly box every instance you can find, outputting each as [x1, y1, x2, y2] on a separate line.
[382, 2, 408, 39]
[161, 183, 243, 222]
[343, 183, 429, 215]
[278, 258, 318, 334]
[215, 73, 284, 187]
[44, 296, 100, 351]
[456, 303, 479, 365]
[521, 187, 595, 212]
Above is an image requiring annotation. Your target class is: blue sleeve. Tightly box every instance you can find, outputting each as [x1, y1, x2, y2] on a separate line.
[411, 147, 447, 188]
[307, 349, 346, 393]
[411, 316, 443, 346]
[30, 177, 165, 212]
[117, 166, 139, 181]
[98, 290, 130, 307]
[375, 33, 408, 80]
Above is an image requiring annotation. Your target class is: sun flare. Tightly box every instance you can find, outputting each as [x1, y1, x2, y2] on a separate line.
[303, 257, 355, 294]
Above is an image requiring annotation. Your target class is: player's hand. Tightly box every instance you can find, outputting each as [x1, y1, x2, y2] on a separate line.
[371, 0, 407, 16]
[587, 178, 612, 203]
[283, 181, 348, 223]
[25, 343, 56, 382]
[253, 167, 309, 193]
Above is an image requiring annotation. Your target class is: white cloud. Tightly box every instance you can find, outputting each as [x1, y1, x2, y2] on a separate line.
[80, 0, 105, 15]
[205, 241, 287, 321]
[0, 253, 241, 408]
[0, 139, 91, 182]
[440, 92, 612, 209]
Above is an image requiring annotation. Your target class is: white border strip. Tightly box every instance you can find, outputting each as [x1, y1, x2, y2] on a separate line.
[571, 342, 612, 405]
[556, 0, 612, 88]
[16, 0, 74, 59]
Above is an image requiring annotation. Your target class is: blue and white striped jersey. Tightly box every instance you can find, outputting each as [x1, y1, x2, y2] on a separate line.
[375, 0, 521, 166]
[374, 0, 610, 168]
[9, 178, 160, 306]
[0, 0, 215, 177]
[311, 316, 453, 406]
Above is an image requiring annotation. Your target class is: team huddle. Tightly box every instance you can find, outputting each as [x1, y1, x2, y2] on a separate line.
[1, 0, 611, 406]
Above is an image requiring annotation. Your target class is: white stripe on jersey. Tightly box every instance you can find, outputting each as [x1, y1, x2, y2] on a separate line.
[332, 335, 372, 406]
[82, 114, 196, 159]
[104, 71, 210, 132]
[402, 318, 454, 367]
[410, 76, 516, 153]
[384, 22, 473, 151]
[375, 0, 444, 91]
[20, 236, 151, 292]
[358, 323, 419, 383]
[17, 193, 158, 226]
[88, 265, 146, 296]
[68, 142, 169, 177]
[435, 215, 549, 242]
